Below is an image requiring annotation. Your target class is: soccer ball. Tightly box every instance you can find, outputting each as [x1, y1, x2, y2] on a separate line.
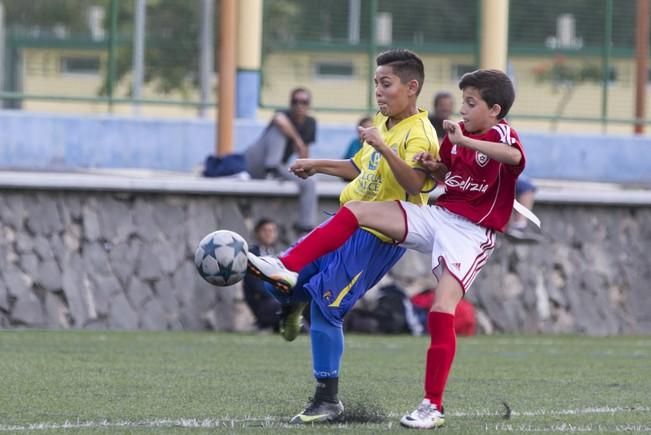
[194, 230, 249, 286]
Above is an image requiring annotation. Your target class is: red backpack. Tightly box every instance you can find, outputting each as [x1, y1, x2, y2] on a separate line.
[410, 289, 477, 336]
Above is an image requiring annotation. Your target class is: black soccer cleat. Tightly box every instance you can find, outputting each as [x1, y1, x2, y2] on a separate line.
[290, 398, 344, 424]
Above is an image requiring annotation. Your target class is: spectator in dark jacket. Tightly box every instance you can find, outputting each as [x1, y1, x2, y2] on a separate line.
[243, 218, 282, 330]
[428, 91, 454, 141]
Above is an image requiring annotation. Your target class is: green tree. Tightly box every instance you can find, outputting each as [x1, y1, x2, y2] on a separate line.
[283, 0, 476, 47]
[3, 0, 205, 97]
[101, 0, 204, 97]
[2, 0, 99, 35]
[510, 0, 636, 50]
[262, 0, 301, 48]
[1, 0, 642, 98]
[109, 0, 298, 97]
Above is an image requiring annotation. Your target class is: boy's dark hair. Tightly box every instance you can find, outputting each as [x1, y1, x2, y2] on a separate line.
[376, 49, 425, 95]
[458, 69, 515, 119]
[254, 218, 276, 233]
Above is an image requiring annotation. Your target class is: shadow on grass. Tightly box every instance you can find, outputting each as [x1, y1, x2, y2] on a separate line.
[339, 395, 387, 423]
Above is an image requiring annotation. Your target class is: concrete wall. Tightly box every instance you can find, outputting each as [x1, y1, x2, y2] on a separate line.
[1, 111, 651, 183]
[1, 171, 650, 335]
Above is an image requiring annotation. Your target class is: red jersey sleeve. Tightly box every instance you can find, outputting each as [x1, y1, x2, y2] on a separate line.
[486, 123, 526, 176]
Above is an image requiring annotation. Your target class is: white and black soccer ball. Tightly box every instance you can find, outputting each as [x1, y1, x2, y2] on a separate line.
[194, 230, 249, 286]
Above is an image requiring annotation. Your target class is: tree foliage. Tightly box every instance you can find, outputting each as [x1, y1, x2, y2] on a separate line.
[0, 0, 643, 96]
[509, 0, 636, 48]
[282, 0, 638, 49]
[2, 0, 104, 35]
[109, 0, 204, 96]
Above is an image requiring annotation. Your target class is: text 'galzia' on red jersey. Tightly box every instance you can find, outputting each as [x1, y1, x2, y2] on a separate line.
[436, 120, 526, 232]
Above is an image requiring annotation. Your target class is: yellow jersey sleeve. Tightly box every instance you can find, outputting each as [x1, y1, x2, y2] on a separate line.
[401, 116, 439, 194]
[350, 140, 365, 174]
[338, 109, 439, 243]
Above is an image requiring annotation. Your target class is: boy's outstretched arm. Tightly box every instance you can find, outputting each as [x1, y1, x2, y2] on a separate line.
[414, 152, 448, 182]
[290, 159, 359, 180]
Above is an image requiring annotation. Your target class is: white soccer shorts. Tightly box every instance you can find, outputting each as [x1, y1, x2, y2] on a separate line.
[397, 202, 496, 293]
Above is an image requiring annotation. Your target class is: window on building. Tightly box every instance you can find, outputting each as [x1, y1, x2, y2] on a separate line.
[452, 64, 476, 81]
[314, 62, 354, 79]
[61, 56, 101, 75]
[607, 66, 617, 83]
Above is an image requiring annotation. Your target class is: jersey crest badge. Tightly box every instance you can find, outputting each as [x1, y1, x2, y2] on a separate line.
[475, 151, 489, 167]
[368, 151, 381, 170]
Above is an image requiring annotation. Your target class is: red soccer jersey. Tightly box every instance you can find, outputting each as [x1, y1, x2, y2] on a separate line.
[436, 120, 526, 232]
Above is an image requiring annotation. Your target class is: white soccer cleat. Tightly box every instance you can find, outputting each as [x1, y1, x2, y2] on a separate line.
[399, 399, 445, 429]
[246, 252, 298, 293]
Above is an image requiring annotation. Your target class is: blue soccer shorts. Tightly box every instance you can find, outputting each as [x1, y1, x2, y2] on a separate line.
[292, 228, 406, 327]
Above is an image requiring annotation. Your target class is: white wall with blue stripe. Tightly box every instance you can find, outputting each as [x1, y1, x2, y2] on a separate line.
[0, 110, 649, 183]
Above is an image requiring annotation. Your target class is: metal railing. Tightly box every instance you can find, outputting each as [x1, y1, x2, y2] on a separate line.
[0, 0, 649, 133]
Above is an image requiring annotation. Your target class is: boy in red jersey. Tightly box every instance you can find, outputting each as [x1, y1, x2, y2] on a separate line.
[248, 69, 525, 429]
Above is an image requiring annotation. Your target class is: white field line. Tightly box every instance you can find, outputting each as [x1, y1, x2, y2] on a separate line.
[0, 406, 648, 432]
[447, 405, 651, 418]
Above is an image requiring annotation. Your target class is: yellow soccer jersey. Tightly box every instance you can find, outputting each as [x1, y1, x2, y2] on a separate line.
[340, 109, 439, 241]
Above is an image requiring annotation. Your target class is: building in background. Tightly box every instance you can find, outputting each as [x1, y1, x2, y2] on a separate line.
[0, 0, 647, 133]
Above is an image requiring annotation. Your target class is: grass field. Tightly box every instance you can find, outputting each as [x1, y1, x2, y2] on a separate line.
[0, 331, 650, 433]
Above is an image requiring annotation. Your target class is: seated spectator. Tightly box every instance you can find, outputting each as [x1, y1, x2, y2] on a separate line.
[342, 116, 373, 160]
[242, 218, 282, 331]
[428, 91, 454, 141]
[244, 87, 318, 234]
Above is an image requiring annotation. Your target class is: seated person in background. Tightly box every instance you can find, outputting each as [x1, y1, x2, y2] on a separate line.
[244, 87, 318, 234]
[242, 218, 282, 331]
[342, 116, 373, 160]
[506, 176, 541, 242]
[428, 91, 455, 141]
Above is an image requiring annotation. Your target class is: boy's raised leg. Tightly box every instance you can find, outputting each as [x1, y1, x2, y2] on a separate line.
[247, 206, 360, 291]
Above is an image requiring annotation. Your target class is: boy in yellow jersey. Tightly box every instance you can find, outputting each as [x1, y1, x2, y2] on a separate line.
[247, 49, 438, 424]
